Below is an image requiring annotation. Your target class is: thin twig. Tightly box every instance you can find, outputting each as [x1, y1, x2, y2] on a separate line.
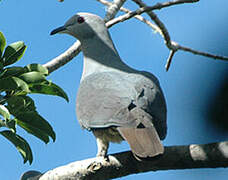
[165, 50, 176, 71]
[132, 0, 173, 48]
[106, 0, 199, 28]
[97, 0, 161, 33]
[104, 0, 127, 22]
[176, 43, 228, 61]
[130, 0, 228, 67]
[132, 0, 177, 70]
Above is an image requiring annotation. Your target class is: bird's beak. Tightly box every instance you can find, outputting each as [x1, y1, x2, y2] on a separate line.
[50, 26, 67, 35]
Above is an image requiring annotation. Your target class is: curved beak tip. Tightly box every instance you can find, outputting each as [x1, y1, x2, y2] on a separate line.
[50, 26, 67, 35]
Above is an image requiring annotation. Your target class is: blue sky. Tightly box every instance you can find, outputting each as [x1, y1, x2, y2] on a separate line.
[1, 0, 228, 179]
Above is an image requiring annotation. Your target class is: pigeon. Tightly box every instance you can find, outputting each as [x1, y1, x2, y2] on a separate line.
[51, 12, 167, 158]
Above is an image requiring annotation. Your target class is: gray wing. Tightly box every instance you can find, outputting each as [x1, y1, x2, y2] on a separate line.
[127, 71, 167, 140]
[76, 71, 167, 158]
[76, 71, 167, 139]
[76, 72, 136, 129]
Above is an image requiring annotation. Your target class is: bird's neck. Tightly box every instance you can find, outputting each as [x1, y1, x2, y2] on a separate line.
[80, 32, 135, 80]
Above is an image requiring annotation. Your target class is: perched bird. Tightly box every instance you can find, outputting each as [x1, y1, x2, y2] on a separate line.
[51, 12, 167, 159]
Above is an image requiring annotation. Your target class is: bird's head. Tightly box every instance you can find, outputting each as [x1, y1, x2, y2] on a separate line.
[50, 12, 107, 41]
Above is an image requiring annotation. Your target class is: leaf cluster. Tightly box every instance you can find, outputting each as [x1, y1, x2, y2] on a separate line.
[0, 32, 69, 164]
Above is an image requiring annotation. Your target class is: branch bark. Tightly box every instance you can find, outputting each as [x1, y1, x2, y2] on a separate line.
[104, 0, 127, 22]
[106, 0, 199, 28]
[44, 41, 81, 74]
[22, 141, 228, 180]
[97, 0, 161, 32]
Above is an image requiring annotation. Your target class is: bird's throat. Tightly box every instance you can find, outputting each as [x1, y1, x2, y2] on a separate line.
[80, 35, 134, 81]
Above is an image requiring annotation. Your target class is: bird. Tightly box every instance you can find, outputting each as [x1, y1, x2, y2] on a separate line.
[50, 12, 167, 159]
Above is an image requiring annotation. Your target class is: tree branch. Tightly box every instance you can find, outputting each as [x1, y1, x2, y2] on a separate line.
[165, 49, 176, 71]
[22, 141, 228, 180]
[132, 0, 172, 47]
[104, 0, 127, 22]
[132, 0, 176, 71]
[176, 42, 228, 61]
[97, 0, 161, 33]
[44, 41, 81, 74]
[106, 0, 199, 28]
[131, 0, 228, 70]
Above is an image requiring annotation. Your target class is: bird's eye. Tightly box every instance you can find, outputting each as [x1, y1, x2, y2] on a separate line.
[77, 16, 85, 24]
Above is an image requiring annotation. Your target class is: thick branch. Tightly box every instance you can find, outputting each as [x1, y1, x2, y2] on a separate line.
[43, 41, 81, 74]
[22, 141, 228, 180]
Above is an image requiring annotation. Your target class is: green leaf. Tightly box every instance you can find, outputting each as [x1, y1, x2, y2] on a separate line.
[0, 32, 6, 57]
[16, 119, 50, 144]
[25, 64, 48, 75]
[2, 41, 27, 66]
[0, 66, 27, 78]
[6, 96, 36, 116]
[0, 76, 30, 93]
[29, 81, 69, 102]
[16, 112, 56, 143]
[0, 104, 10, 120]
[0, 130, 33, 164]
[19, 72, 46, 84]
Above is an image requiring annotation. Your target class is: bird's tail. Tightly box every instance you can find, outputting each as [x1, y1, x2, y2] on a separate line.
[117, 108, 164, 158]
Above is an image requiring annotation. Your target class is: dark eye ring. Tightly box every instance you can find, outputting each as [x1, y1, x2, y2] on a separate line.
[77, 16, 85, 24]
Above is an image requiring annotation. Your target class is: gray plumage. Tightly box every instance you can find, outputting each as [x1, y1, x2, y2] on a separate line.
[51, 12, 167, 158]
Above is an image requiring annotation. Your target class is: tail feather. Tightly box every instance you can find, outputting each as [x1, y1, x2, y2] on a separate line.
[117, 126, 164, 158]
[117, 107, 164, 158]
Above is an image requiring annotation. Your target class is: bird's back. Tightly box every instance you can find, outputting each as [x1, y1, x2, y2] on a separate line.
[76, 70, 167, 140]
